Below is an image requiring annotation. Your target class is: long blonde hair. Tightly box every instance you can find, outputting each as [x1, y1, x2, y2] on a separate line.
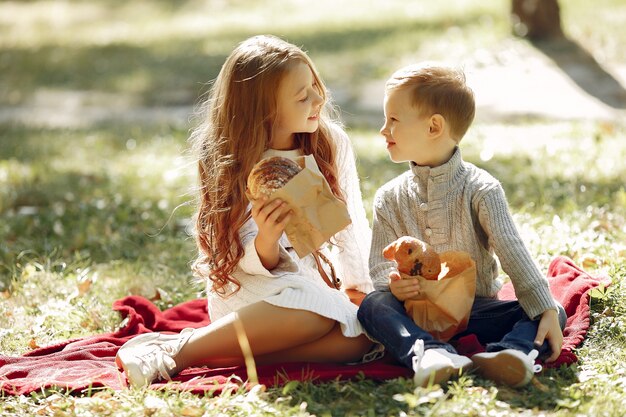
[190, 35, 344, 295]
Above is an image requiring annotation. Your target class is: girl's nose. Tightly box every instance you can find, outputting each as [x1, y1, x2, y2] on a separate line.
[312, 90, 324, 107]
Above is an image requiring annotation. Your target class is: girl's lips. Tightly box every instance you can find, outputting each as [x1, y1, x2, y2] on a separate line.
[308, 114, 319, 120]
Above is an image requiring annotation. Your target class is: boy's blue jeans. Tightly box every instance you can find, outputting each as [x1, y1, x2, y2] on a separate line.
[357, 291, 567, 369]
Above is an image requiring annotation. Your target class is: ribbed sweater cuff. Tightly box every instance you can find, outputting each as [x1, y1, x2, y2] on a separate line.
[518, 288, 559, 320]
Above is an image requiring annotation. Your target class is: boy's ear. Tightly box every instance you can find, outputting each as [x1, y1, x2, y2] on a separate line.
[428, 114, 445, 137]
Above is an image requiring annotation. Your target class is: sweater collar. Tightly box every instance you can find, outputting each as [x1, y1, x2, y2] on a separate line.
[409, 146, 464, 187]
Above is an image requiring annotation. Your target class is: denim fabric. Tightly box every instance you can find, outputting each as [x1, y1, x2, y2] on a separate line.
[357, 291, 566, 369]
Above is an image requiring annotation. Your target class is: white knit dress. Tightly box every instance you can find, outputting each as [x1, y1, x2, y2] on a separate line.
[207, 124, 373, 338]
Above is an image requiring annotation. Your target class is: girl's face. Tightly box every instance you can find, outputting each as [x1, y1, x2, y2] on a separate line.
[272, 61, 324, 150]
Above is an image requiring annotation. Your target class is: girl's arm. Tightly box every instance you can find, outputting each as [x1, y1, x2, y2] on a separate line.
[250, 197, 293, 270]
[331, 124, 374, 293]
[238, 203, 298, 277]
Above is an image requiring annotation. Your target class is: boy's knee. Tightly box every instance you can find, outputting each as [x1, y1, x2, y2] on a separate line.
[358, 291, 399, 319]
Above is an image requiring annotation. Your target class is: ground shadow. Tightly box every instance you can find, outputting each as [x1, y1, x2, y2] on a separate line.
[533, 36, 626, 109]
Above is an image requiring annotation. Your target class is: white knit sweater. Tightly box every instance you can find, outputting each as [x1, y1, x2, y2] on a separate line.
[370, 147, 558, 320]
[207, 123, 373, 337]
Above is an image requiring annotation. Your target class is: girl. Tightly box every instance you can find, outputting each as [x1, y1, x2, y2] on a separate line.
[116, 35, 376, 388]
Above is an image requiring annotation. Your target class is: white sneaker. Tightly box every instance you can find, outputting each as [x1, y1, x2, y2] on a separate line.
[412, 340, 473, 387]
[115, 328, 195, 388]
[472, 349, 542, 388]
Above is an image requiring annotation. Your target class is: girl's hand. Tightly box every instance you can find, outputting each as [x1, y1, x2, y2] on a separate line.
[389, 271, 421, 301]
[534, 309, 563, 362]
[251, 197, 293, 269]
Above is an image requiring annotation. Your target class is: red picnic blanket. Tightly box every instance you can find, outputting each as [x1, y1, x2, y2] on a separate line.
[0, 256, 610, 395]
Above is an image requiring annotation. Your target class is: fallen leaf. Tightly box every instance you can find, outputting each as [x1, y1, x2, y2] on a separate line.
[28, 338, 41, 350]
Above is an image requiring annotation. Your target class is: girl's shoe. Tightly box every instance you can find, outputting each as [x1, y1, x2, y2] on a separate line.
[472, 348, 542, 387]
[115, 328, 195, 388]
[412, 340, 473, 387]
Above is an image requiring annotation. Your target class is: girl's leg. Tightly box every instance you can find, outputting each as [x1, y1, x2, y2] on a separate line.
[174, 301, 346, 370]
[255, 323, 373, 365]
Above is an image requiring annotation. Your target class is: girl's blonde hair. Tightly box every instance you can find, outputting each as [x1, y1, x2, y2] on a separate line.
[386, 63, 475, 141]
[190, 35, 343, 296]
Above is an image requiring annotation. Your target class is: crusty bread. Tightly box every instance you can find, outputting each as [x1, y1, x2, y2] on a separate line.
[383, 236, 441, 280]
[247, 156, 302, 199]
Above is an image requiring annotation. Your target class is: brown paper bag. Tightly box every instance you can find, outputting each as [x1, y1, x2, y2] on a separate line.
[402, 251, 476, 342]
[253, 155, 351, 258]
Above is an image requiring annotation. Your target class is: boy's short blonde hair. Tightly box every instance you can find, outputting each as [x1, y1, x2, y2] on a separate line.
[386, 63, 475, 142]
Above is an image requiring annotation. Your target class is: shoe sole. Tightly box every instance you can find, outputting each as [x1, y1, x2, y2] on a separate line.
[473, 351, 530, 387]
[414, 361, 472, 387]
[415, 365, 455, 387]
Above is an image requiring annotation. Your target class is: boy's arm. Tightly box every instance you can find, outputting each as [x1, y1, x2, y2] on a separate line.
[477, 185, 558, 319]
[369, 195, 401, 291]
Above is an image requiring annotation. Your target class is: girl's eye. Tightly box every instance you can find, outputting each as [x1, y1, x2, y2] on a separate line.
[299, 96, 309, 103]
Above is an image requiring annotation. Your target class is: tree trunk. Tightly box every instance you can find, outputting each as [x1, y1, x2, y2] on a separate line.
[511, 0, 564, 40]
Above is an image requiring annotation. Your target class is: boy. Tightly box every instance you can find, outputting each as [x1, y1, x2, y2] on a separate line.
[357, 63, 566, 387]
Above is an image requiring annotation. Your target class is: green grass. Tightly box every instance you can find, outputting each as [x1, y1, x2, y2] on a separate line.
[2, 0, 626, 416]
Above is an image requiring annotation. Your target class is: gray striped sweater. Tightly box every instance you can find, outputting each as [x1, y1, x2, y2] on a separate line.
[369, 147, 558, 319]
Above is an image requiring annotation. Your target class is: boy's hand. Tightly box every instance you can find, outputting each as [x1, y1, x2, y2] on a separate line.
[534, 309, 563, 362]
[389, 271, 421, 301]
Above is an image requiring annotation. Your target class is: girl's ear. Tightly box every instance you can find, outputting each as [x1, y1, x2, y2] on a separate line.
[428, 114, 445, 138]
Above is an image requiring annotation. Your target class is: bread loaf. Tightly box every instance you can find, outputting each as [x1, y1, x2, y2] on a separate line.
[383, 236, 441, 280]
[247, 156, 302, 199]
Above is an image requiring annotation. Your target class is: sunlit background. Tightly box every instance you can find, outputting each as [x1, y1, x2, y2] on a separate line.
[1, 1, 626, 415]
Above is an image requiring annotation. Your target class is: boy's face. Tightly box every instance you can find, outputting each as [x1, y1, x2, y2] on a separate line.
[380, 87, 432, 164]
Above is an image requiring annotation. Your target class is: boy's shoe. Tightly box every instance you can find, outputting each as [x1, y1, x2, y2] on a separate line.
[472, 349, 542, 388]
[115, 328, 195, 388]
[412, 340, 473, 387]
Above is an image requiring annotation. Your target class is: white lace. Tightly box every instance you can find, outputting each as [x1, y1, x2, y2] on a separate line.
[124, 328, 194, 384]
[411, 339, 425, 372]
[528, 349, 543, 373]
[142, 350, 177, 381]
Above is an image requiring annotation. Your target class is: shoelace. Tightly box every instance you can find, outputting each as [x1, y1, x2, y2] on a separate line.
[138, 349, 176, 382]
[411, 339, 425, 371]
[528, 349, 543, 373]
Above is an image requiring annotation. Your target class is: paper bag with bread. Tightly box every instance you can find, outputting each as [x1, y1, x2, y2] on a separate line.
[246, 155, 351, 258]
[384, 236, 477, 342]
